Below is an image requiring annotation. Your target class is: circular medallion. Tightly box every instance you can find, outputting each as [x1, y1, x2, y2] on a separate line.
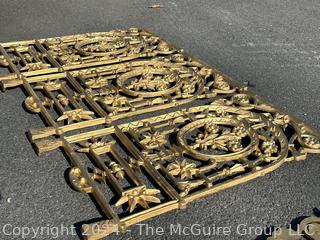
[75, 37, 129, 56]
[177, 117, 259, 161]
[116, 65, 203, 98]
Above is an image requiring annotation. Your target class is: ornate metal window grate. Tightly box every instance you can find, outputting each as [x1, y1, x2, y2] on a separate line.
[0, 28, 319, 240]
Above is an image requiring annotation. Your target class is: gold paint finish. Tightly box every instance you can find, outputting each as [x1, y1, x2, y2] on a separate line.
[0, 28, 319, 240]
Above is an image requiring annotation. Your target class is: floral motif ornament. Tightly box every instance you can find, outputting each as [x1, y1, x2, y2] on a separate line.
[116, 65, 190, 98]
[85, 76, 109, 89]
[213, 74, 231, 91]
[75, 37, 129, 57]
[177, 117, 260, 162]
[205, 73, 234, 94]
[272, 112, 290, 127]
[140, 131, 167, 149]
[84, 40, 123, 52]
[102, 94, 128, 108]
[77, 136, 109, 153]
[166, 160, 198, 180]
[129, 70, 179, 92]
[115, 185, 161, 213]
[193, 123, 247, 153]
[56, 109, 94, 124]
[302, 135, 320, 149]
[33, 80, 62, 91]
[260, 139, 278, 158]
[20, 62, 51, 72]
[59, 54, 82, 66]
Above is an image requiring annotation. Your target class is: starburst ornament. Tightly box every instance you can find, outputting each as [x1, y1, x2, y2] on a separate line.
[167, 160, 198, 180]
[115, 185, 161, 213]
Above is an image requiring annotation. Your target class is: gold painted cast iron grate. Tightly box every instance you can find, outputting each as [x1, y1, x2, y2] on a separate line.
[0, 28, 319, 240]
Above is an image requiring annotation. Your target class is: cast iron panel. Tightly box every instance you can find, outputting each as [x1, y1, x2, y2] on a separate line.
[0, 28, 319, 240]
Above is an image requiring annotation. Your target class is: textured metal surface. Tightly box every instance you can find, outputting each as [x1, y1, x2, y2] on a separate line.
[0, 28, 319, 240]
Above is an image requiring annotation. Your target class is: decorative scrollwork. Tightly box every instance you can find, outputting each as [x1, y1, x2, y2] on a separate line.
[116, 64, 202, 98]
[177, 117, 260, 162]
[1, 28, 319, 240]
